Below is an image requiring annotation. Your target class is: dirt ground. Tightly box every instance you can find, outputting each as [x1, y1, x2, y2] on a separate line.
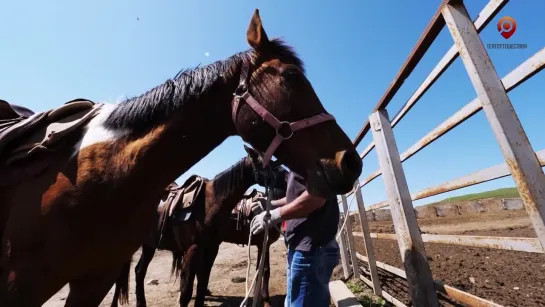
[44, 240, 289, 307]
[42, 209, 545, 307]
[352, 209, 545, 307]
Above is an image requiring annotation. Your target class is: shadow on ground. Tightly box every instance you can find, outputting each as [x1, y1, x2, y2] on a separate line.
[205, 294, 285, 307]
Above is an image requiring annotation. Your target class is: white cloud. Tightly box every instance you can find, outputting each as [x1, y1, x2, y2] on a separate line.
[204, 52, 210, 57]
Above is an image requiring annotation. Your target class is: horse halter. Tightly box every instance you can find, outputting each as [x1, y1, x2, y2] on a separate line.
[231, 59, 335, 167]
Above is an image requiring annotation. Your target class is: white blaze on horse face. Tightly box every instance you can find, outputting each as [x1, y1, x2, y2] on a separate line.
[72, 103, 129, 157]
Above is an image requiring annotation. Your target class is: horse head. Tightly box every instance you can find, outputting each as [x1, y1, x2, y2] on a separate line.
[232, 9, 362, 198]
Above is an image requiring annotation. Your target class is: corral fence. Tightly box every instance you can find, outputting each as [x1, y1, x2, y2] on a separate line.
[334, 0, 545, 306]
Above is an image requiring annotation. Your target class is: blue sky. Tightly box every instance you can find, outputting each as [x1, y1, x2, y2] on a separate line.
[1, 0, 543, 210]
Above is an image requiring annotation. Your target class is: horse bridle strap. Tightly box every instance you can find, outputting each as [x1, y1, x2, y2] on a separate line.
[232, 61, 335, 167]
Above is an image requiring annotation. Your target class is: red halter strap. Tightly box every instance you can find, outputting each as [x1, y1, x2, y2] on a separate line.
[232, 60, 335, 167]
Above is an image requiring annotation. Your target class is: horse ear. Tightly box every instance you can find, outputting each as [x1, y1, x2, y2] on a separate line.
[244, 145, 260, 160]
[243, 144, 253, 155]
[246, 9, 270, 51]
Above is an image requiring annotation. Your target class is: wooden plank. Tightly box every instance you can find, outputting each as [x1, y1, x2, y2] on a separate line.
[357, 47, 545, 191]
[359, 275, 407, 307]
[358, 0, 509, 156]
[399, 48, 545, 163]
[389, 0, 508, 127]
[413, 149, 545, 201]
[353, 232, 544, 254]
[443, 1, 545, 249]
[366, 201, 389, 212]
[370, 109, 439, 307]
[362, 148, 545, 212]
[352, 0, 452, 147]
[435, 281, 504, 307]
[341, 195, 360, 279]
[353, 180, 381, 295]
[357, 253, 408, 281]
[337, 216, 351, 279]
[356, 253, 504, 307]
[328, 280, 361, 307]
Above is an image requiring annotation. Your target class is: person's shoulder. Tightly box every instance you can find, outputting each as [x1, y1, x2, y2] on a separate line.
[288, 171, 305, 185]
[288, 170, 305, 179]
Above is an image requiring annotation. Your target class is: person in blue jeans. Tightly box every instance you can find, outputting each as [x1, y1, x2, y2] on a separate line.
[250, 171, 340, 307]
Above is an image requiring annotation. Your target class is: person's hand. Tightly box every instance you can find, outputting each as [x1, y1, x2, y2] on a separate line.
[250, 196, 267, 215]
[250, 208, 282, 235]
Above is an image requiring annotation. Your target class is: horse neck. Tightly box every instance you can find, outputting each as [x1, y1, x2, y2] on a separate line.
[115, 70, 242, 196]
[210, 157, 256, 213]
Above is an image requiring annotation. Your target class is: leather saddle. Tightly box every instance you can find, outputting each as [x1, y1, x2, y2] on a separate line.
[0, 98, 103, 186]
[232, 189, 263, 231]
[156, 175, 206, 239]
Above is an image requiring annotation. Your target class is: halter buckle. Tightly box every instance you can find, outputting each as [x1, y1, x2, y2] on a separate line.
[276, 121, 294, 140]
[233, 83, 248, 97]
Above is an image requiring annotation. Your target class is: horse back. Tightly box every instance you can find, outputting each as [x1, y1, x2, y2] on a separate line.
[0, 98, 102, 187]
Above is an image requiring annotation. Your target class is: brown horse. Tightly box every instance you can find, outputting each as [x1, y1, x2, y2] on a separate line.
[111, 146, 286, 307]
[218, 188, 286, 307]
[0, 9, 362, 306]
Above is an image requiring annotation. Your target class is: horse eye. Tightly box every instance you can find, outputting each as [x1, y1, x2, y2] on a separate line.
[282, 69, 299, 83]
[280, 71, 300, 92]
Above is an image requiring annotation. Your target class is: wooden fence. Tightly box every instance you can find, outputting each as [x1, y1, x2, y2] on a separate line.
[335, 0, 545, 306]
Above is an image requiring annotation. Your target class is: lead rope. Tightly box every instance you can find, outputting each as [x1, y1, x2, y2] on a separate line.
[240, 174, 274, 307]
[335, 191, 357, 241]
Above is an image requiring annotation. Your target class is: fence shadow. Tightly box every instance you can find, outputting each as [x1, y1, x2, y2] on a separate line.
[205, 294, 285, 307]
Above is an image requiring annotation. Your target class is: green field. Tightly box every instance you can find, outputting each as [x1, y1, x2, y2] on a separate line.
[438, 187, 520, 203]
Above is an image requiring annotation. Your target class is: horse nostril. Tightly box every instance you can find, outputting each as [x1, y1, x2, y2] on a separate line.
[340, 149, 362, 176]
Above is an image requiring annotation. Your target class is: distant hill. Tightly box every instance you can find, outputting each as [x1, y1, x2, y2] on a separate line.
[438, 187, 519, 203]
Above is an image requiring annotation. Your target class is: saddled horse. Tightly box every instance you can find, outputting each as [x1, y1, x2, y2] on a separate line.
[218, 188, 286, 307]
[111, 146, 286, 307]
[0, 9, 362, 306]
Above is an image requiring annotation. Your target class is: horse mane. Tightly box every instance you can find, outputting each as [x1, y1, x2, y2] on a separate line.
[211, 156, 250, 201]
[104, 38, 304, 132]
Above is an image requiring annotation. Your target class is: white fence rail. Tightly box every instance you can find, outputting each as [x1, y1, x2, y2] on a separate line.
[336, 0, 545, 306]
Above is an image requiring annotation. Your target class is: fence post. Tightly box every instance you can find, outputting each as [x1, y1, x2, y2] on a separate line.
[337, 215, 351, 279]
[370, 109, 439, 307]
[353, 180, 382, 295]
[442, 1, 545, 249]
[341, 195, 360, 279]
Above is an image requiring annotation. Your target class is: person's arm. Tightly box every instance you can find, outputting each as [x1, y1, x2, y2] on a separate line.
[271, 197, 287, 208]
[278, 191, 326, 220]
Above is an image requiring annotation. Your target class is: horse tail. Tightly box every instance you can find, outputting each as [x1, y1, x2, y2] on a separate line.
[116, 258, 132, 305]
[170, 250, 183, 282]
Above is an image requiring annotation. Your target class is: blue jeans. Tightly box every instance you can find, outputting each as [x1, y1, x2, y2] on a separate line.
[285, 241, 339, 307]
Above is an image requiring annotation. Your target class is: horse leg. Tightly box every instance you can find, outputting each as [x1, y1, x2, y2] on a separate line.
[254, 244, 265, 307]
[194, 243, 219, 307]
[65, 271, 120, 307]
[135, 245, 156, 307]
[169, 250, 213, 296]
[111, 259, 132, 307]
[178, 244, 200, 307]
[261, 243, 272, 307]
[111, 284, 120, 307]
